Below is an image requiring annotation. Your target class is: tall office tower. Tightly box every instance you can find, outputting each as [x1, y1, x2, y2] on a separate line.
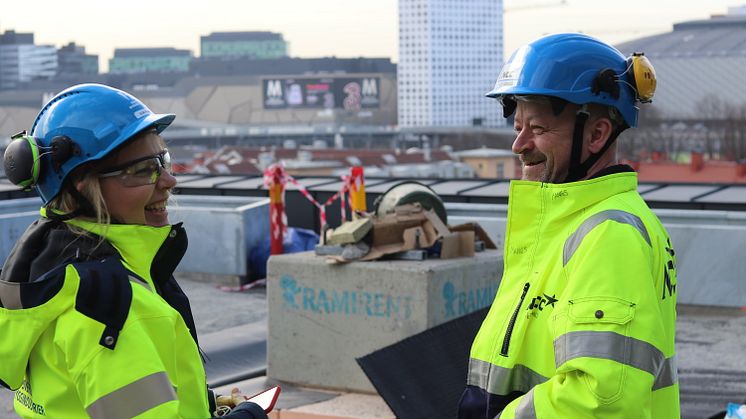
[0, 30, 57, 90]
[398, 0, 504, 128]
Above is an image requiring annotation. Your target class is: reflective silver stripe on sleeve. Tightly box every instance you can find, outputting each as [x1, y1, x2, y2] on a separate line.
[653, 354, 678, 390]
[563, 210, 651, 266]
[514, 387, 537, 419]
[467, 358, 548, 395]
[0, 281, 22, 309]
[86, 372, 177, 419]
[554, 330, 677, 390]
[128, 275, 152, 292]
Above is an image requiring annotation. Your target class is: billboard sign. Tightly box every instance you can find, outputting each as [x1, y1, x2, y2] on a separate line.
[263, 77, 380, 110]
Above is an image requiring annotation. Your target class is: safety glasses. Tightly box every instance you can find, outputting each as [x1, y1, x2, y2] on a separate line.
[98, 150, 172, 187]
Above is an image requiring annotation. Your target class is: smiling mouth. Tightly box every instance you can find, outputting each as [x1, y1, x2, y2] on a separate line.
[523, 160, 545, 167]
[145, 201, 167, 212]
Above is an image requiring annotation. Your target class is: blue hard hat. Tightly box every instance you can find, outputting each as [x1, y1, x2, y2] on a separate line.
[30, 83, 175, 203]
[487, 33, 640, 127]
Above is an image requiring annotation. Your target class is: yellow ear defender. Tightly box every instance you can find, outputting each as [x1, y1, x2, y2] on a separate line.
[628, 52, 656, 103]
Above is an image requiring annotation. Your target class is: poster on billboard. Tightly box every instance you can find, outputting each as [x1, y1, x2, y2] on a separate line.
[263, 77, 380, 110]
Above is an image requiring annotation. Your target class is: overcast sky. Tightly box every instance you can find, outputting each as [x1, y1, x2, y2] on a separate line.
[1, 0, 743, 71]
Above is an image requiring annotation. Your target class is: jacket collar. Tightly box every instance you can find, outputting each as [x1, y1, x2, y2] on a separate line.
[41, 208, 176, 283]
[508, 172, 638, 220]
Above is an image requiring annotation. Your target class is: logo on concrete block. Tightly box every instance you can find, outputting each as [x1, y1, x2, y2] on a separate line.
[278, 275, 414, 320]
[280, 275, 301, 309]
[442, 281, 498, 320]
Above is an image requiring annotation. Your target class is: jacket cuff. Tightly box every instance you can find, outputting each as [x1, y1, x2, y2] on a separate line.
[207, 387, 218, 416]
[233, 401, 269, 419]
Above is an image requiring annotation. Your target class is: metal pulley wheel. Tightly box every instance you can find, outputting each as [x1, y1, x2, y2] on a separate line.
[373, 181, 447, 224]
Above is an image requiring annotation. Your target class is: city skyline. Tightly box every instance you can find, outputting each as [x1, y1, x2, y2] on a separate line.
[1, 0, 744, 72]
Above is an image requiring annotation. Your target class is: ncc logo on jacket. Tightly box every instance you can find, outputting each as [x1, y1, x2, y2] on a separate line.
[526, 292, 558, 318]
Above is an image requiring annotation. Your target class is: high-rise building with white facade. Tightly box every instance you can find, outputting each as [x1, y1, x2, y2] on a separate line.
[0, 31, 57, 90]
[398, 0, 503, 128]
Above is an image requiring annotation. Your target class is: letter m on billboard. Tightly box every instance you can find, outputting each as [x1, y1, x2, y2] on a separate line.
[264, 79, 286, 108]
[362, 78, 378, 96]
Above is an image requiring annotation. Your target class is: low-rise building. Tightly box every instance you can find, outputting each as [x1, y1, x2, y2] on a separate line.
[57, 42, 98, 76]
[190, 146, 471, 178]
[109, 48, 192, 74]
[200, 31, 288, 60]
[453, 147, 517, 179]
[0, 30, 57, 90]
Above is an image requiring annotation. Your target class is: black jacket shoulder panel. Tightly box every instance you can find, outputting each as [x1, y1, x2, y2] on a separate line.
[16, 263, 67, 309]
[0, 217, 117, 285]
[73, 258, 132, 350]
[1, 218, 58, 284]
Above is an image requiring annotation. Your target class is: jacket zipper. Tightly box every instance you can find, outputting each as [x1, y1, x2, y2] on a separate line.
[500, 282, 530, 357]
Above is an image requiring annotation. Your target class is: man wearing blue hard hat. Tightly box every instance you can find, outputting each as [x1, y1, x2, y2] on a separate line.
[458, 34, 679, 418]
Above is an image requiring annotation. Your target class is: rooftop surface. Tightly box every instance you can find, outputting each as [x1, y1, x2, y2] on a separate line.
[1, 275, 743, 418]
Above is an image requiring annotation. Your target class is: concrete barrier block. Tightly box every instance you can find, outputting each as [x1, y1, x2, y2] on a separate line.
[170, 195, 269, 278]
[267, 250, 502, 392]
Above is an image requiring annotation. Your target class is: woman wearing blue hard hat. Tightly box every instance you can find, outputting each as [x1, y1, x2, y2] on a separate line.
[459, 34, 679, 418]
[0, 84, 267, 418]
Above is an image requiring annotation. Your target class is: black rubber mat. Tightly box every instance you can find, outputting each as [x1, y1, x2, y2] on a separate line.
[357, 307, 489, 419]
[202, 321, 267, 387]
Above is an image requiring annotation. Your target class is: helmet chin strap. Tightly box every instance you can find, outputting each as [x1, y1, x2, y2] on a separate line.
[564, 107, 590, 183]
[44, 182, 96, 221]
[563, 106, 626, 183]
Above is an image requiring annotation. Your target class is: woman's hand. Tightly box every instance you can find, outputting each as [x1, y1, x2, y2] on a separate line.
[216, 387, 245, 409]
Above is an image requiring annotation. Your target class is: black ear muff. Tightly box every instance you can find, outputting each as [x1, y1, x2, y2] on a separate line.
[3, 132, 41, 189]
[50, 135, 75, 172]
[592, 68, 620, 99]
[627, 52, 656, 103]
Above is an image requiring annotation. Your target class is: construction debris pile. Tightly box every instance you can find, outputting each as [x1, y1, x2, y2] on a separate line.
[262, 163, 496, 263]
[316, 201, 496, 263]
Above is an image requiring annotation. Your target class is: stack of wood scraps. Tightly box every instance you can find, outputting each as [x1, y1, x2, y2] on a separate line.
[315, 203, 496, 263]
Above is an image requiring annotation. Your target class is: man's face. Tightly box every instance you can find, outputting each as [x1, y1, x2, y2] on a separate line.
[511, 99, 576, 183]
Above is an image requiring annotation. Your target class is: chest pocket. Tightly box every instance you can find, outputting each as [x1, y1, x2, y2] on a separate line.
[568, 296, 635, 326]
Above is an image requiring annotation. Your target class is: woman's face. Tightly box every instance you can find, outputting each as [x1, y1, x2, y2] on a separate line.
[98, 132, 177, 227]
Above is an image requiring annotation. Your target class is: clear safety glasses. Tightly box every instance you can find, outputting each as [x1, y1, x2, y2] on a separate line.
[98, 150, 172, 187]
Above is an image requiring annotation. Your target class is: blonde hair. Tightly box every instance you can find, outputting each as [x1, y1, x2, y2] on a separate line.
[48, 169, 110, 226]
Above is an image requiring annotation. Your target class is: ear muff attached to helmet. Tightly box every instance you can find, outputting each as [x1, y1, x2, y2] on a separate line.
[627, 52, 656, 103]
[591, 52, 657, 105]
[4, 132, 41, 189]
[3, 131, 77, 190]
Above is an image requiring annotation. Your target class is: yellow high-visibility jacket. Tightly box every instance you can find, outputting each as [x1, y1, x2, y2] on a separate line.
[458, 172, 679, 419]
[0, 211, 212, 418]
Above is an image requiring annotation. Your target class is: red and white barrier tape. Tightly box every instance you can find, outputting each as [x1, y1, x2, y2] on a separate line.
[265, 163, 356, 229]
